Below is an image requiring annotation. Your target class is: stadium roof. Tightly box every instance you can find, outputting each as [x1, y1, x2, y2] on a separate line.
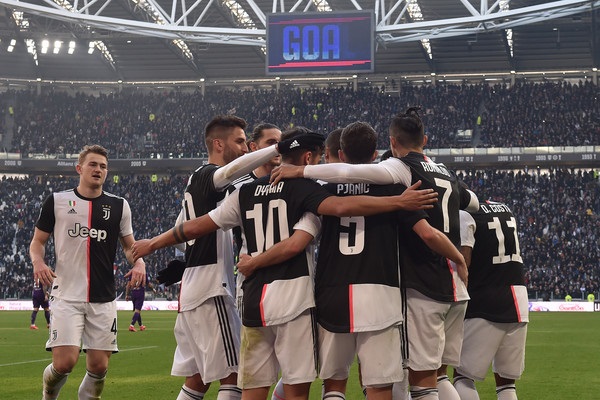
[0, 0, 598, 83]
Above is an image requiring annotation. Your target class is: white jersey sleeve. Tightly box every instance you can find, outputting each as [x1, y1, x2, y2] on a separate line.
[465, 189, 480, 212]
[119, 199, 134, 237]
[208, 190, 243, 231]
[459, 210, 476, 248]
[303, 157, 411, 186]
[213, 145, 279, 190]
[293, 212, 321, 238]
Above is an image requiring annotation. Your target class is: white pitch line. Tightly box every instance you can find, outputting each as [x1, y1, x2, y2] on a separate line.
[0, 346, 158, 367]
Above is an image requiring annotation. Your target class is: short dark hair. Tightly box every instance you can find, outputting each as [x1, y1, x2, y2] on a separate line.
[325, 128, 343, 156]
[340, 122, 377, 164]
[78, 144, 108, 165]
[251, 123, 280, 143]
[389, 107, 424, 149]
[204, 115, 247, 152]
[280, 127, 325, 165]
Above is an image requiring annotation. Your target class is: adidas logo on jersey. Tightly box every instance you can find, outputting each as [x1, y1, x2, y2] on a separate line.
[68, 208, 77, 214]
[289, 140, 300, 149]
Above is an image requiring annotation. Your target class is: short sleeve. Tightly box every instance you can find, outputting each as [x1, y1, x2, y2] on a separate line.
[208, 189, 242, 231]
[460, 210, 476, 248]
[35, 194, 55, 233]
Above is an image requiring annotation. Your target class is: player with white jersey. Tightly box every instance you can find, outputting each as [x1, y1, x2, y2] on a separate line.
[30, 144, 147, 400]
[170, 115, 291, 400]
[453, 202, 528, 400]
[131, 127, 440, 400]
[269, 109, 478, 400]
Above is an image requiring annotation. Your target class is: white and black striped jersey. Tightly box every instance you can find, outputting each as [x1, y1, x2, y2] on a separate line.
[35, 188, 133, 302]
[209, 176, 332, 327]
[460, 203, 529, 323]
[315, 182, 426, 333]
[179, 164, 236, 312]
[398, 152, 473, 302]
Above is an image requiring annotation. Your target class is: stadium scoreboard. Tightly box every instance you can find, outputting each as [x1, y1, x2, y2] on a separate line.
[266, 11, 375, 75]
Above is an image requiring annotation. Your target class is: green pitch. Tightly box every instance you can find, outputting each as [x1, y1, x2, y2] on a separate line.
[0, 311, 598, 399]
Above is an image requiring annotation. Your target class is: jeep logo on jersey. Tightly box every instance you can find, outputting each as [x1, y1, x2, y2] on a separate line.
[68, 223, 108, 241]
[102, 205, 111, 220]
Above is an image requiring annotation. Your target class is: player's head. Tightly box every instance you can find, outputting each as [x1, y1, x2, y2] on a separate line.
[76, 144, 109, 188]
[204, 115, 248, 164]
[324, 128, 343, 164]
[250, 123, 282, 167]
[280, 127, 325, 166]
[389, 107, 426, 155]
[339, 122, 378, 165]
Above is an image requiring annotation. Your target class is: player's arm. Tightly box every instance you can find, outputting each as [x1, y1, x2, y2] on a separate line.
[460, 246, 473, 268]
[30, 228, 56, 287]
[237, 212, 320, 276]
[317, 181, 437, 216]
[213, 145, 280, 190]
[412, 219, 468, 284]
[121, 234, 147, 285]
[459, 209, 476, 268]
[270, 158, 410, 185]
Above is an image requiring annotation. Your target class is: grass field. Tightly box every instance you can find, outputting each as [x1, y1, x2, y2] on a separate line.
[1, 311, 598, 399]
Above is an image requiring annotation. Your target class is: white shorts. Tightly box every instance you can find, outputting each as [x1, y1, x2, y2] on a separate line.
[46, 297, 118, 353]
[318, 324, 404, 386]
[455, 318, 527, 381]
[238, 309, 317, 389]
[171, 295, 241, 384]
[405, 289, 467, 371]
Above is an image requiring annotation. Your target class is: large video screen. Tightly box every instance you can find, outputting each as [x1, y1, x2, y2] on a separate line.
[266, 11, 374, 75]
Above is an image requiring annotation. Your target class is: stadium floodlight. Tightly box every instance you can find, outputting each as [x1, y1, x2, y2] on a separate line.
[10, 39, 16, 46]
[53, 40, 62, 54]
[88, 41, 95, 54]
[406, 0, 433, 60]
[68, 41, 75, 54]
[41, 39, 49, 54]
[7, 45, 14, 52]
[593, 67, 598, 72]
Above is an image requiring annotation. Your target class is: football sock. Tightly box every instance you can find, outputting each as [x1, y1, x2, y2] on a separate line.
[271, 379, 285, 400]
[436, 375, 461, 400]
[323, 391, 346, 399]
[176, 384, 205, 400]
[42, 363, 69, 400]
[453, 376, 479, 400]
[496, 384, 517, 400]
[31, 310, 38, 325]
[137, 312, 143, 326]
[77, 369, 106, 400]
[362, 385, 367, 398]
[131, 312, 140, 326]
[44, 310, 51, 324]
[392, 376, 411, 400]
[217, 384, 242, 400]
[410, 386, 439, 400]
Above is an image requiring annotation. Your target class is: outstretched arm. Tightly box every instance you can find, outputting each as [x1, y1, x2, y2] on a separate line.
[213, 145, 279, 190]
[317, 181, 438, 217]
[132, 214, 220, 260]
[412, 219, 468, 284]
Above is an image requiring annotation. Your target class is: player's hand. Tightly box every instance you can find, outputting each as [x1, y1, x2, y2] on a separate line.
[124, 258, 146, 289]
[455, 257, 468, 285]
[236, 254, 256, 276]
[131, 239, 154, 260]
[270, 165, 305, 185]
[397, 180, 438, 210]
[125, 296, 131, 301]
[33, 262, 56, 288]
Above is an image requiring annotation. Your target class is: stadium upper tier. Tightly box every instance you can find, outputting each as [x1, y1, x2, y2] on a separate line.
[1, 80, 598, 159]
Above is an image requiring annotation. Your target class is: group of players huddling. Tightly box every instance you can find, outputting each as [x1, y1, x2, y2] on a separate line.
[31, 109, 527, 400]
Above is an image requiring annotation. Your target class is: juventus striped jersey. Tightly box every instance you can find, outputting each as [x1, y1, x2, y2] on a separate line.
[35, 188, 133, 302]
[460, 203, 529, 323]
[315, 182, 426, 333]
[179, 164, 237, 312]
[209, 176, 332, 327]
[398, 152, 473, 303]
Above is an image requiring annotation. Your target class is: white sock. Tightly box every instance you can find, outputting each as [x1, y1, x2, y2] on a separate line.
[217, 384, 242, 400]
[323, 391, 346, 400]
[271, 378, 285, 400]
[453, 376, 479, 400]
[176, 384, 205, 400]
[496, 384, 517, 400]
[410, 385, 439, 400]
[392, 377, 411, 400]
[77, 370, 106, 400]
[42, 364, 69, 400]
[436, 375, 460, 400]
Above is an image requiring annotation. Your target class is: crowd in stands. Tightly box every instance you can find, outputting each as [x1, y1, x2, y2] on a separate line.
[2, 79, 598, 158]
[1, 168, 598, 301]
